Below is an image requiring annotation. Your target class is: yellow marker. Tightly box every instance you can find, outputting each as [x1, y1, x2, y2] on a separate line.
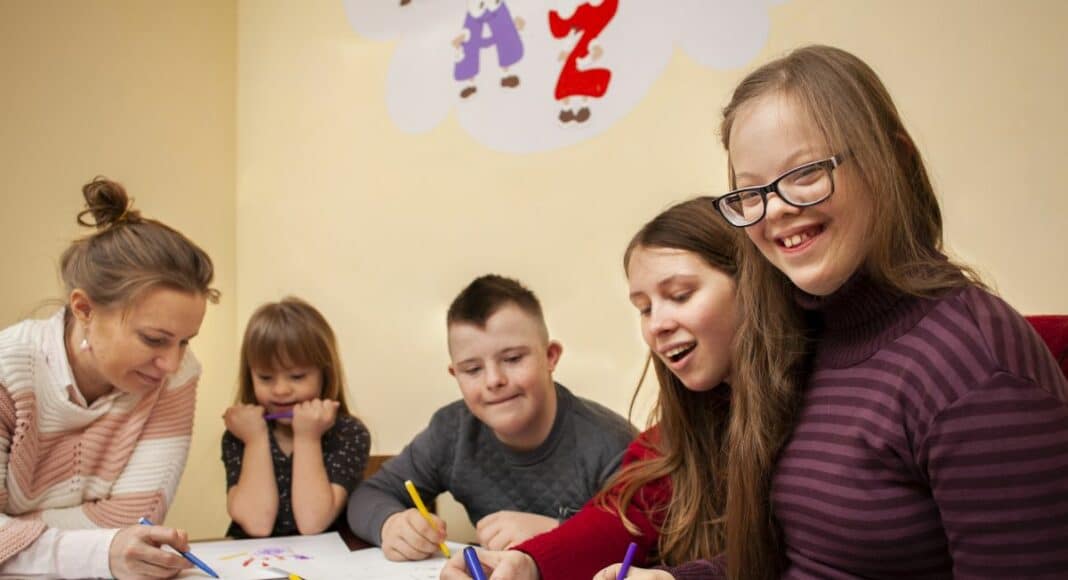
[266, 566, 302, 580]
[404, 479, 451, 558]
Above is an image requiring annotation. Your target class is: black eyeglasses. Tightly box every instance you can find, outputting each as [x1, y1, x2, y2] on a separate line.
[711, 154, 846, 227]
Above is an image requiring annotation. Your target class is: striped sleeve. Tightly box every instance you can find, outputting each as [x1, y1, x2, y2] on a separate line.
[920, 370, 1068, 577]
[0, 383, 47, 564]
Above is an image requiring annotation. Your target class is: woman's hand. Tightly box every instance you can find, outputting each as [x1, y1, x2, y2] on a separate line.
[108, 524, 193, 579]
[439, 548, 540, 580]
[222, 403, 267, 443]
[594, 564, 673, 580]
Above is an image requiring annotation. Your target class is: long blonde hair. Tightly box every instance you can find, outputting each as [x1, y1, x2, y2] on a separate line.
[597, 198, 739, 565]
[719, 45, 983, 579]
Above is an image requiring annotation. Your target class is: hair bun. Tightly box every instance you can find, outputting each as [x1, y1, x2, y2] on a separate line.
[77, 177, 141, 229]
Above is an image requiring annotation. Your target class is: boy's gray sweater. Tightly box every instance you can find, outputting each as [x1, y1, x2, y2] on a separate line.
[346, 383, 636, 545]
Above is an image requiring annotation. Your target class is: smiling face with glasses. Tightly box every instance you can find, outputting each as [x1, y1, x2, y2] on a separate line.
[720, 93, 875, 296]
[713, 155, 844, 228]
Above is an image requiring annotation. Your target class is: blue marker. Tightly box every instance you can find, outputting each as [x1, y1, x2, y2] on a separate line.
[138, 517, 219, 578]
[616, 541, 638, 580]
[463, 546, 488, 580]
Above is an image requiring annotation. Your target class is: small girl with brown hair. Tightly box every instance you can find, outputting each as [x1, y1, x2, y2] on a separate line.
[223, 297, 370, 538]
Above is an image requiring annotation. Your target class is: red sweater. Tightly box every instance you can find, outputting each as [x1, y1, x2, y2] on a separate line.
[514, 428, 671, 580]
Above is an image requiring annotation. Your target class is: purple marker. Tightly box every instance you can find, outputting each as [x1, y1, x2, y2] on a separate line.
[264, 410, 293, 420]
[616, 542, 638, 580]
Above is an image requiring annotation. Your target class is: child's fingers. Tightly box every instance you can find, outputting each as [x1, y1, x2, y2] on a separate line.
[475, 511, 499, 532]
[407, 511, 447, 550]
[485, 531, 509, 551]
[403, 521, 443, 560]
[479, 513, 519, 549]
[395, 534, 436, 561]
[386, 509, 446, 552]
[478, 523, 508, 551]
[382, 516, 435, 561]
[429, 513, 449, 541]
[384, 539, 429, 562]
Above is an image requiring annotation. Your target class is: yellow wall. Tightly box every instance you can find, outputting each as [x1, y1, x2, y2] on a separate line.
[2, 0, 1066, 543]
[0, 1, 237, 539]
[237, 0, 1068, 539]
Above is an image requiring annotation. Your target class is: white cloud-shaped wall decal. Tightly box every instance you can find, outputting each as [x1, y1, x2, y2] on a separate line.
[343, 0, 779, 152]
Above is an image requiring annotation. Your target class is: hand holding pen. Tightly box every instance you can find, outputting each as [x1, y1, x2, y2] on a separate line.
[379, 480, 451, 561]
[595, 543, 672, 580]
[108, 520, 198, 579]
[404, 480, 450, 558]
[137, 518, 219, 578]
[381, 507, 450, 561]
[439, 549, 540, 580]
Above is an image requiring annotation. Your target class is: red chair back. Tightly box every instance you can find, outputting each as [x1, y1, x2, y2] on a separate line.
[1026, 315, 1068, 378]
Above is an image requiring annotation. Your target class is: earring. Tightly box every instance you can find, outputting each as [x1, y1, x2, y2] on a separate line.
[79, 326, 91, 352]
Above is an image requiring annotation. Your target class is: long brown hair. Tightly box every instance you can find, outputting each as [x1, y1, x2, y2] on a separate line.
[596, 197, 739, 565]
[236, 296, 352, 416]
[60, 177, 219, 310]
[719, 45, 983, 579]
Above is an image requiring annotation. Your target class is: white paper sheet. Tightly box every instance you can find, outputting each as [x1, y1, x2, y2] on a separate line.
[177, 532, 352, 579]
[333, 542, 469, 580]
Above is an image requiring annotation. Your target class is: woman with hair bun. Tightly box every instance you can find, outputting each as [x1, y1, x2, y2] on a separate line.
[0, 177, 218, 578]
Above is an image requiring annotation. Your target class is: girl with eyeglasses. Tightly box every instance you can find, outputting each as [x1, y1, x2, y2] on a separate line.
[604, 44, 1068, 580]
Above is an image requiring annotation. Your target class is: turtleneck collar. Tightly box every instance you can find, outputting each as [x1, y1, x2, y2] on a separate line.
[795, 272, 941, 369]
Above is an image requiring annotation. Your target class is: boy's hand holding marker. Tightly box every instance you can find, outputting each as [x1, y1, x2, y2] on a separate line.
[379, 481, 450, 562]
[381, 507, 449, 562]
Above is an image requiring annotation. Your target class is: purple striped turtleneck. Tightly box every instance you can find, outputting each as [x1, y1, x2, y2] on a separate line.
[667, 277, 1068, 579]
